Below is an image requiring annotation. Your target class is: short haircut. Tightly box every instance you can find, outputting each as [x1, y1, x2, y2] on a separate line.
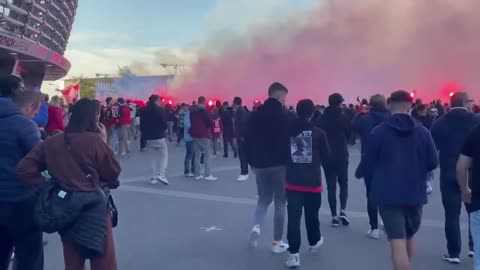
[12, 90, 43, 108]
[369, 94, 387, 110]
[106, 97, 113, 104]
[268, 82, 288, 96]
[328, 93, 344, 107]
[348, 104, 354, 109]
[415, 98, 422, 105]
[451, 92, 469, 108]
[149, 94, 160, 103]
[296, 99, 315, 119]
[198, 96, 206, 104]
[389, 90, 413, 104]
[117, 97, 125, 104]
[233, 97, 242, 106]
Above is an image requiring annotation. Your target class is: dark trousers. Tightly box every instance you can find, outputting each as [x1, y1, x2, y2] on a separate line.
[223, 135, 237, 157]
[184, 141, 195, 174]
[287, 191, 322, 254]
[0, 200, 44, 270]
[140, 134, 146, 150]
[237, 138, 248, 175]
[441, 179, 474, 257]
[365, 177, 378, 230]
[325, 161, 349, 217]
[177, 128, 184, 144]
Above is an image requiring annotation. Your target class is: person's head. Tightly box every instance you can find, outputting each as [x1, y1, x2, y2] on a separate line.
[12, 90, 43, 119]
[117, 97, 125, 104]
[126, 99, 132, 105]
[268, 82, 288, 105]
[435, 99, 442, 105]
[192, 100, 197, 106]
[348, 103, 354, 109]
[197, 96, 206, 107]
[149, 94, 161, 106]
[328, 93, 344, 107]
[215, 100, 222, 108]
[106, 97, 113, 105]
[211, 107, 219, 116]
[416, 104, 428, 116]
[296, 99, 315, 120]
[49, 95, 61, 107]
[389, 90, 414, 114]
[450, 92, 473, 110]
[0, 75, 22, 98]
[65, 98, 100, 133]
[341, 104, 347, 109]
[429, 107, 439, 117]
[415, 98, 422, 106]
[361, 99, 369, 106]
[233, 97, 242, 108]
[223, 101, 229, 107]
[319, 105, 326, 113]
[369, 94, 387, 111]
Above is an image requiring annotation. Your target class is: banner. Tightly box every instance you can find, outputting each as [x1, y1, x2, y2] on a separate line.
[60, 84, 80, 104]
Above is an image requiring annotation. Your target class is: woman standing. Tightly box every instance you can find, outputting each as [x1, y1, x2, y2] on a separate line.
[16, 98, 121, 270]
[46, 95, 65, 135]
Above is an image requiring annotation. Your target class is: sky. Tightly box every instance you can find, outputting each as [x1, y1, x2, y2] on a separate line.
[65, 0, 320, 78]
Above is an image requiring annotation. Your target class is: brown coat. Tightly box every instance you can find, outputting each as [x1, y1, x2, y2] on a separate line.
[16, 132, 121, 191]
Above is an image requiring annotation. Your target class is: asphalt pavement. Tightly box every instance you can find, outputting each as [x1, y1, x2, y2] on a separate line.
[41, 141, 474, 270]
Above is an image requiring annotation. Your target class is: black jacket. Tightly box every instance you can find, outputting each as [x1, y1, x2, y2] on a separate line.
[140, 104, 167, 140]
[431, 108, 480, 182]
[286, 119, 330, 190]
[245, 98, 290, 168]
[234, 106, 250, 138]
[316, 106, 350, 163]
[221, 107, 234, 137]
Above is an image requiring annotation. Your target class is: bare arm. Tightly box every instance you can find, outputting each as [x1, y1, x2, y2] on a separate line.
[457, 154, 472, 203]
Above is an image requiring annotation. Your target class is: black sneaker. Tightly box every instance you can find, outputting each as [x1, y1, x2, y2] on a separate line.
[340, 211, 350, 226]
[331, 217, 340, 227]
[223, 154, 228, 158]
[442, 254, 460, 264]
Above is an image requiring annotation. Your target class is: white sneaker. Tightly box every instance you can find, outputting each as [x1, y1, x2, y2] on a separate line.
[272, 240, 289, 254]
[195, 175, 204, 180]
[309, 236, 324, 252]
[204, 175, 218, 181]
[249, 225, 261, 248]
[427, 181, 433, 195]
[150, 177, 159, 184]
[468, 251, 475, 258]
[367, 229, 380, 239]
[185, 173, 195, 177]
[286, 253, 300, 268]
[236, 175, 248, 182]
[156, 175, 169, 185]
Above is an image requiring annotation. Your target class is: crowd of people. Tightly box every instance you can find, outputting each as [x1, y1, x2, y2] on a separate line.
[1, 73, 480, 270]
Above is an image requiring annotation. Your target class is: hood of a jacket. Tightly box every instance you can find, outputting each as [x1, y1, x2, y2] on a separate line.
[385, 113, 418, 134]
[0, 98, 21, 119]
[443, 107, 474, 122]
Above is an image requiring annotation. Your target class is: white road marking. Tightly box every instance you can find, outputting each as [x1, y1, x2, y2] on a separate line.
[201, 226, 222, 232]
[118, 184, 468, 230]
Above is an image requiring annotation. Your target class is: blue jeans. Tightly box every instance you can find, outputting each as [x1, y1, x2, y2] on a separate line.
[471, 210, 480, 270]
[184, 141, 195, 174]
[167, 121, 174, 142]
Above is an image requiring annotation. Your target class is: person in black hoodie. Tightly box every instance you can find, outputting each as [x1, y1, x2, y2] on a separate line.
[316, 93, 351, 227]
[221, 102, 237, 158]
[352, 94, 390, 239]
[233, 97, 250, 182]
[431, 92, 480, 264]
[245, 82, 290, 253]
[140, 95, 169, 185]
[285, 99, 330, 268]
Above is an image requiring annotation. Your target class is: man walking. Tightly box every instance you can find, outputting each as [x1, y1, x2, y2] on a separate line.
[117, 98, 132, 158]
[316, 93, 351, 227]
[233, 97, 250, 182]
[245, 82, 290, 253]
[364, 90, 438, 270]
[190, 96, 217, 181]
[0, 82, 44, 270]
[221, 102, 237, 158]
[431, 92, 480, 263]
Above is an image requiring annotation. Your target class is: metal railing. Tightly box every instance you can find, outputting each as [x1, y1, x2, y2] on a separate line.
[0, 0, 77, 54]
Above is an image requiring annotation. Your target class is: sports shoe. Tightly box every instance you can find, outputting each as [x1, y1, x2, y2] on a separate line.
[309, 236, 324, 253]
[468, 251, 475, 258]
[272, 240, 289, 254]
[249, 225, 261, 248]
[443, 254, 460, 264]
[156, 175, 169, 185]
[340, 211, 350, 226]
[150, 177, 159, 184]
[367, 229, 380, 239]
[286, 253, 301, 268]
[195, 175, 204, 180]
[204, 175, 218, 181]
[427, 181, 433, 195]
[236, 175, 248, 182]
[331, 217, 340, 227]
[185, 173, 195, 178]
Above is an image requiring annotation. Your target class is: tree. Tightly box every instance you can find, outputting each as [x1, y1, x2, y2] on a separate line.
[71, 75, 97, 98]
[118, 65, 133, 77]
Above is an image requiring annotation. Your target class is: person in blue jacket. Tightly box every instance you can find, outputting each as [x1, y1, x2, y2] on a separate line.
[363, 90, 438, 270]
[352, 94, 390, 239]
[0, 78, 44, 270]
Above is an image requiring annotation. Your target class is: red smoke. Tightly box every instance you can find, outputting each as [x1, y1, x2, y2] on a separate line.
[174, 0, 480, 105]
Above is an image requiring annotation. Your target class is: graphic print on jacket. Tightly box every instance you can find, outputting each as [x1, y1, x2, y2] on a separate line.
[291, 131, 313, 164]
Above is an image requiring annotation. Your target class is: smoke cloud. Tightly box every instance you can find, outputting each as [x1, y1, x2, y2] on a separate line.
[173, 0, 480, 105]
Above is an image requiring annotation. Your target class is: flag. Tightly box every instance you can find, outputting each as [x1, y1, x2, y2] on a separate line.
[60, 84, 80, 104]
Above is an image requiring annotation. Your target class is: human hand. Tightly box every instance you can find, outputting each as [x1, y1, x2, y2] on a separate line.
[462, 188, 472, 204]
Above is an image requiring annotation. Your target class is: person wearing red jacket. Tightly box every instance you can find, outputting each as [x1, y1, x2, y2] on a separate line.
[46, 95, 65, 134]
[117, 97, 131, 158]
